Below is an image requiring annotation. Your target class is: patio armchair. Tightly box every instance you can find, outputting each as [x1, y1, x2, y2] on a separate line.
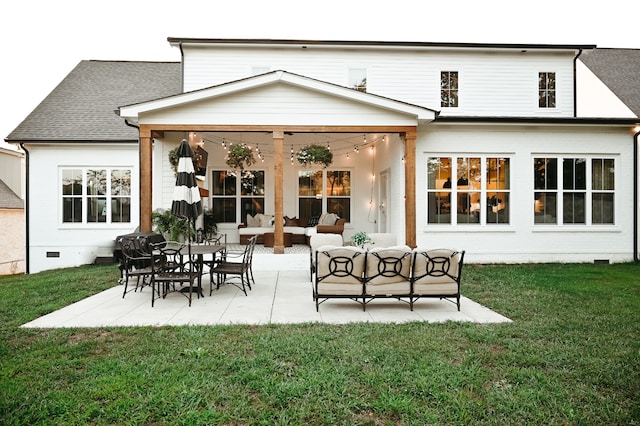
[117, 235, 154, 298]
[210, 235, 257, 296]
[202, 233, 227, 282]
[149, 243, 199, 307]
[411, 248, 465, 311]
[314, 245, 366, 311]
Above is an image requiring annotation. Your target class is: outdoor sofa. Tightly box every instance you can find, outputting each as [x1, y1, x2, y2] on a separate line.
[238, 212, 345, 245]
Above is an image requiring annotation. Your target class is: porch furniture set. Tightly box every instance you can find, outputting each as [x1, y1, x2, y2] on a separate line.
[312, 243, 465, 312]
[238, 212, 346, 245]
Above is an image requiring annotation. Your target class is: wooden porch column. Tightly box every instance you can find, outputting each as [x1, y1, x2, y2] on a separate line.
[139, 127, 153, 232]
[273, 131, 285, 254]
[403, 130, 417, 248]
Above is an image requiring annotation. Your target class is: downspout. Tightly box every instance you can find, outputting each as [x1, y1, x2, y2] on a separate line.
[634, 127, 640, 262]
[573, 48, 583, 117]
[19, 142, 30, 274]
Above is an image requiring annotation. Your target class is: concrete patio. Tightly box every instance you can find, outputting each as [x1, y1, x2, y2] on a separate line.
[22, 252, 512, 328]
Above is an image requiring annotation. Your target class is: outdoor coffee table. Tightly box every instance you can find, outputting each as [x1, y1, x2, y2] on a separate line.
[263, 232, 292, 248]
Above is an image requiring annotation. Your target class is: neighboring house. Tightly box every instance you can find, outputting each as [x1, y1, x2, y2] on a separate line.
[5, 39, 640, 273]
[0, 145, 25, 274]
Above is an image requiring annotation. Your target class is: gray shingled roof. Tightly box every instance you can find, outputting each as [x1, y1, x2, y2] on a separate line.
[6, 60, 181, 142]
[580, 48, 640, 117]
[0, 179, 22, 209]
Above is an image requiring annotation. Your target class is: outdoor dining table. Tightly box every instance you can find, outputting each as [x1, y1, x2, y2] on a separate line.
[161, 242, 226, 297]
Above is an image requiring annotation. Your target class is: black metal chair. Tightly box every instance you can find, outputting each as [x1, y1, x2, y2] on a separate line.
[203, 233, 227, 285]
[314, 246, 366, 311]
[209, 235, 256, 296]
[117, 236, 153, 298]
[149, 243, 199, 307]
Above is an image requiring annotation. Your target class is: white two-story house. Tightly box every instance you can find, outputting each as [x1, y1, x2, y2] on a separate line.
[6, 38, 640, 273]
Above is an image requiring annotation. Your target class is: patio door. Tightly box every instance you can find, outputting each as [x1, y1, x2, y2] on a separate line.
[378, 169, 390, 232]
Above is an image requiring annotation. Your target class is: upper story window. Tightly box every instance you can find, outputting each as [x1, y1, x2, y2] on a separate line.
[427, 156, 510, 225]
[61, 167, 131, 224]
[348, 68, 367, 92]
[538, 72, 556, 108]
[534, 157, 614, 225]
[211, 170, 265, 223]
[440, 71, 459, 108]
[298, 170, 351, 222]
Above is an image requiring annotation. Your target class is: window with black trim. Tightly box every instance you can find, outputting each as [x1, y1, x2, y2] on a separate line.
[298, 170, 351, 222]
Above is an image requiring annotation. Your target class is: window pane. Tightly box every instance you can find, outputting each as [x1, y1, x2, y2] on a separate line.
[212, 198, 236, 223]
[427, 157, 452, 189]
[299, 198, 322, 219]
[427, 157, 452, 224]
[241, 197, 264, 220]
[534, 158, 557, 190]
[349, 68, 367, 92]
[87, 169, 106, 196]
[111, 169, 131, 196]
[87, 197, 107, 223]
[298, 170, 322, 197]
[111, 198, 131, 223]
[592, 159, 615, 190]
[486, 158, 510, 190]
[63, 198, 82, 223]
[534, 192, 557, 223]
[441, 71, 458, 107]
[326, 171, 350, 196]
[563, 192, 585, 224]
[487, 192, 509, 224]
[428, 192, 451, 224]
[563, 158, 586, 190]
[212, 171, 236, 196]
[592, 193, 614, 224]
[241, 170, 264, 196]
[327, 198, 350, 221]
[62, 169, 82, 195]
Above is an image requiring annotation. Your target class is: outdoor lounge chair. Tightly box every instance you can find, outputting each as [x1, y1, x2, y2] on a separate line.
[411, 248, 465, 311]
[364, 246, 413, 309]
[309, 233, 344, 282]
[314, 245, 366, 311]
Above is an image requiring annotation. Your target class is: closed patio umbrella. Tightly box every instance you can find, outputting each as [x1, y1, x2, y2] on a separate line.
[171, 139, 203, 263]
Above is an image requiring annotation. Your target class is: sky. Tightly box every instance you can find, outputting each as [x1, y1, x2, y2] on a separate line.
[1, 0, 638, 145]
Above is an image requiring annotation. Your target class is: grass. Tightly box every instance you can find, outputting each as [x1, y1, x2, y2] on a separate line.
[1, 262, 639, 425]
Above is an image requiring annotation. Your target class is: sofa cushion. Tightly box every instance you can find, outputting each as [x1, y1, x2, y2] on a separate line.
[238, 226, 272, 235]
[246, 213, 260, 227]
[307, 216, 320, 226]
[319, 213, 338, 225]
[257, 214, 272, 227]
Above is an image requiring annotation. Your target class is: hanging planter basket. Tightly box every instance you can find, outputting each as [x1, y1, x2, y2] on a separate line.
[296, 144, 333, 168]
[225, 144, 256, 171]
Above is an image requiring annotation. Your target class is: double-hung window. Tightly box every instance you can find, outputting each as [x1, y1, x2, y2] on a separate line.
[534, 157, 614, 225]
[211, 170, 265, 223]
[427, 156, 510, 225]
[61, 167, 131, 224]
[298, 170, 351, 222]
[538, 72, 556, 108]
[441, 71, 459, 107]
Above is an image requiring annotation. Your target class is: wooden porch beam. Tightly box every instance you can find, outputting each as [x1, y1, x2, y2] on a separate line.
[273, 131, 285, 254]
[403, 130, 417, 248]
[139, 125, 153, 232]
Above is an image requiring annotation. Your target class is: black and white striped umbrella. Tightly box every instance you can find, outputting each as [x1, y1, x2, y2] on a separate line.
[171, 139, 203, 226]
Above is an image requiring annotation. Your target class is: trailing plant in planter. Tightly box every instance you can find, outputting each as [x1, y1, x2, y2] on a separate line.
[168, 147, 180, 176]
[226, 144, 256, 171]
[297, 144, 333, 168]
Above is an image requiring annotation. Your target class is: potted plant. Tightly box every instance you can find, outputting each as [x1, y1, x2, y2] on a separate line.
[202, 207, 218, 238]
[152, 208, 193, 242]
[350, 231, 372, 248]
[225, 144, 255, 171]
[296, 144, 333, 168]
[168, 147, 180, 176]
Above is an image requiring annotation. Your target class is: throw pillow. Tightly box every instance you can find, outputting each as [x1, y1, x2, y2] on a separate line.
[246, 213, 260, 227]
[307, 216, 320, 227]
[284, 216, 299, 226]
[320, 213, 338, 225]
[259, 214, 272, 227]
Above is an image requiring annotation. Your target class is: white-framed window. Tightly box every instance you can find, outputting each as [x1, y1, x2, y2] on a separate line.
[427, 156, 510, 225]
[348, 68, 367, 92]
[211, 170, 265, 223]
[298, 169, 351, 223]
[61, 167, 131, 224]
[441, 71, 459, 107]
[538, 72, 556, 108]
[534, 156, 615, 225]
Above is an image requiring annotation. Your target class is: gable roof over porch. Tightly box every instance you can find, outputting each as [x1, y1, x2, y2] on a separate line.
[119, 70, 435, 249]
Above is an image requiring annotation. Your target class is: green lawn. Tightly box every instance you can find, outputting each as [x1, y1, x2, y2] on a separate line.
[1, 262, 639, 425]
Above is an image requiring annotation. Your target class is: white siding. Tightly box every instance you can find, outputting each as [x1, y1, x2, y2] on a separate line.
[415, 124, 634, 263]
[28, 144, 140, 273]
[182, 46, 577, 118]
